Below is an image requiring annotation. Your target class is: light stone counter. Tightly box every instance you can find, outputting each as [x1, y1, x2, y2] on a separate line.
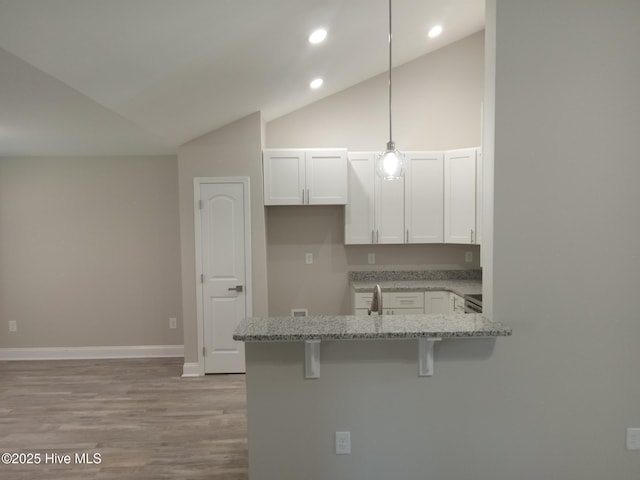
[348, 269, 483, 297]
[350, 279, 482, 297]
[233, 313, 511, 342]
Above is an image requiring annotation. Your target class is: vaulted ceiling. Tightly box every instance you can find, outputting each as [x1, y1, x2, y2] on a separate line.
[0, 0, 484, 156]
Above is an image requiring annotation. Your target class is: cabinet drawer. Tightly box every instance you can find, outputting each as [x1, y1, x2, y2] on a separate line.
[386, 292, 424, 309]
[354, 293, 375, 309]
[354, 292, 396, 309]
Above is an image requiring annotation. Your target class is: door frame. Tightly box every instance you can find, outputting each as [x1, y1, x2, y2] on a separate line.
[193, 176, 252, 375]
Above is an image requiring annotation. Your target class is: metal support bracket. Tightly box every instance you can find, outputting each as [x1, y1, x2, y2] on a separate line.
[304, 340, 321, 379]
[304, 338, 441, 379]
[418, 338, 441, 377]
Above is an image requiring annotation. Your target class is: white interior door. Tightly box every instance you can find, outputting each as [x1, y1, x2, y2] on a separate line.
[199, 181, 248, 373]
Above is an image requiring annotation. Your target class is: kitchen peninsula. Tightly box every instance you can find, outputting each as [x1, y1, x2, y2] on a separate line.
[233, 271, 511, 480]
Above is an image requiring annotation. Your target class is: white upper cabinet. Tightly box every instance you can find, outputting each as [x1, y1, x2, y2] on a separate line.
[444, 148, 479, 244]
[345, 152, 405, 244]
[305, 150, 348, 204]
[405, 152, 444, 243]
[375, 170, 405, 244]
[346, 151, 445, 245]
[345, 152, 375, 244]
[263, 150, 305, 205]
[263, 149, 347, 205]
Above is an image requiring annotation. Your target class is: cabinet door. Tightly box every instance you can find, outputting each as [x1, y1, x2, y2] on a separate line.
[375, 173, 405, 244]
[306, 149, 348, 205]
[450, 293, 466, 313]
[263, 150, 305, 205]
[444, 148, 477, 244]
[405, 152, 444, 243]
[345, 153, 375, 244]
[425, 291, 451, 314]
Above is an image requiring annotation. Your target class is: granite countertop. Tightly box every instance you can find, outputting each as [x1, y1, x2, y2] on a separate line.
[350, 279, 482, 296]
[233, 314, 511, 342]
[349, 269, 482, 297]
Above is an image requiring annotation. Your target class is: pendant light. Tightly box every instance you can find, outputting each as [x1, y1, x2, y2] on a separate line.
[376, 0, 405, 180]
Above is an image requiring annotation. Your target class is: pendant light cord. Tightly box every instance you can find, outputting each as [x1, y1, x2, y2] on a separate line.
[388, 0, 393, 146]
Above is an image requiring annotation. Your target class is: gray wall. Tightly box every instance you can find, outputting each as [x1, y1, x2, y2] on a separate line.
[266, 206, 480, 316]
[245, 1, 640, 478]
[0, 155, 183, 348]
[265, 32, 484, 316]
[177, 112, 268, 364]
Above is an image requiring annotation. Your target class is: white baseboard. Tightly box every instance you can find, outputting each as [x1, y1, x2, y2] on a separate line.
[181, 362, 202, 377]
[0, 345, 184, 361]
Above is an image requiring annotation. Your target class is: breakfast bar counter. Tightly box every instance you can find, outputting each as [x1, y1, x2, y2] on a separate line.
[233, 313, 511, 342]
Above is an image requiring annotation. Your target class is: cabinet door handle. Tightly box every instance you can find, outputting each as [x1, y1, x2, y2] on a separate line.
[302, 189, 305, 204]
[470, 229, 474, 244]
[376, 230, 379, 244]
[371, 230, 375, 244]
[406, 229, 409, 243]
[306, 188, 309, 204]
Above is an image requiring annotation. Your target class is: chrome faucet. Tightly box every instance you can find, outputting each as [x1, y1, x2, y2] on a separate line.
[368, 284, 383, 315]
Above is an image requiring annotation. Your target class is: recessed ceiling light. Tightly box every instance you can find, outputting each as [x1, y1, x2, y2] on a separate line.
[310, 78, 324, 89]
[309, 28, 327, 44]
[428, 25, 443, 38]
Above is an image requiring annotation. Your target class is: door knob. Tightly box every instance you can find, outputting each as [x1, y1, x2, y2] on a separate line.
[228, 285, 243, 292]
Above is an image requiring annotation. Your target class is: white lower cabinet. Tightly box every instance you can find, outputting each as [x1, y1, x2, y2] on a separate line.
[354, 290, 468, 315]
[450, 292, 466, 314]
[424, 291, 451, 314]
[353, 291, 424, 315]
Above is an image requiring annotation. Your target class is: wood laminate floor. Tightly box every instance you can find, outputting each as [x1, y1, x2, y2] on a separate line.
[0, 358, 248, 480]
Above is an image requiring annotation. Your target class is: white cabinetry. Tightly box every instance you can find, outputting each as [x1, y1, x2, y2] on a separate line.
[345, 152, 404, 244]
[449, 292, 466, 314]
[344, 153, 375, 244]
[375, 166, 405, 244]
[346, 151, 444, 244]
[405, 152, 444, 243]
[444, 148, 480, 244]
[347, 149, 478, 245]
[424, 291, 451, 314]
[263, 149, 347, 205]
[354, 289, 471, 315]
[353, 291, 424, 315]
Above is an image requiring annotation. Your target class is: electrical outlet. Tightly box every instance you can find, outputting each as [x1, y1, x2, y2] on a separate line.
[627, 428, 640, 450]
[465, 251, 473, 263]
[8, 320, 17, 332]
[169, 317, 177, 329]
[305, 253, 313, 264]
[367, 253, 375, 265]
[335, 431, 351, 454]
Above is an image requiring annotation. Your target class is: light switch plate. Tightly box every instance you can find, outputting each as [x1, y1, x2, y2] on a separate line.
[367, 253, 375, 265]
[8, 320, 17, 332]
[627, 428, 640, 450]
[305, 253, 313, 264]
[465, 251, 473, 263]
